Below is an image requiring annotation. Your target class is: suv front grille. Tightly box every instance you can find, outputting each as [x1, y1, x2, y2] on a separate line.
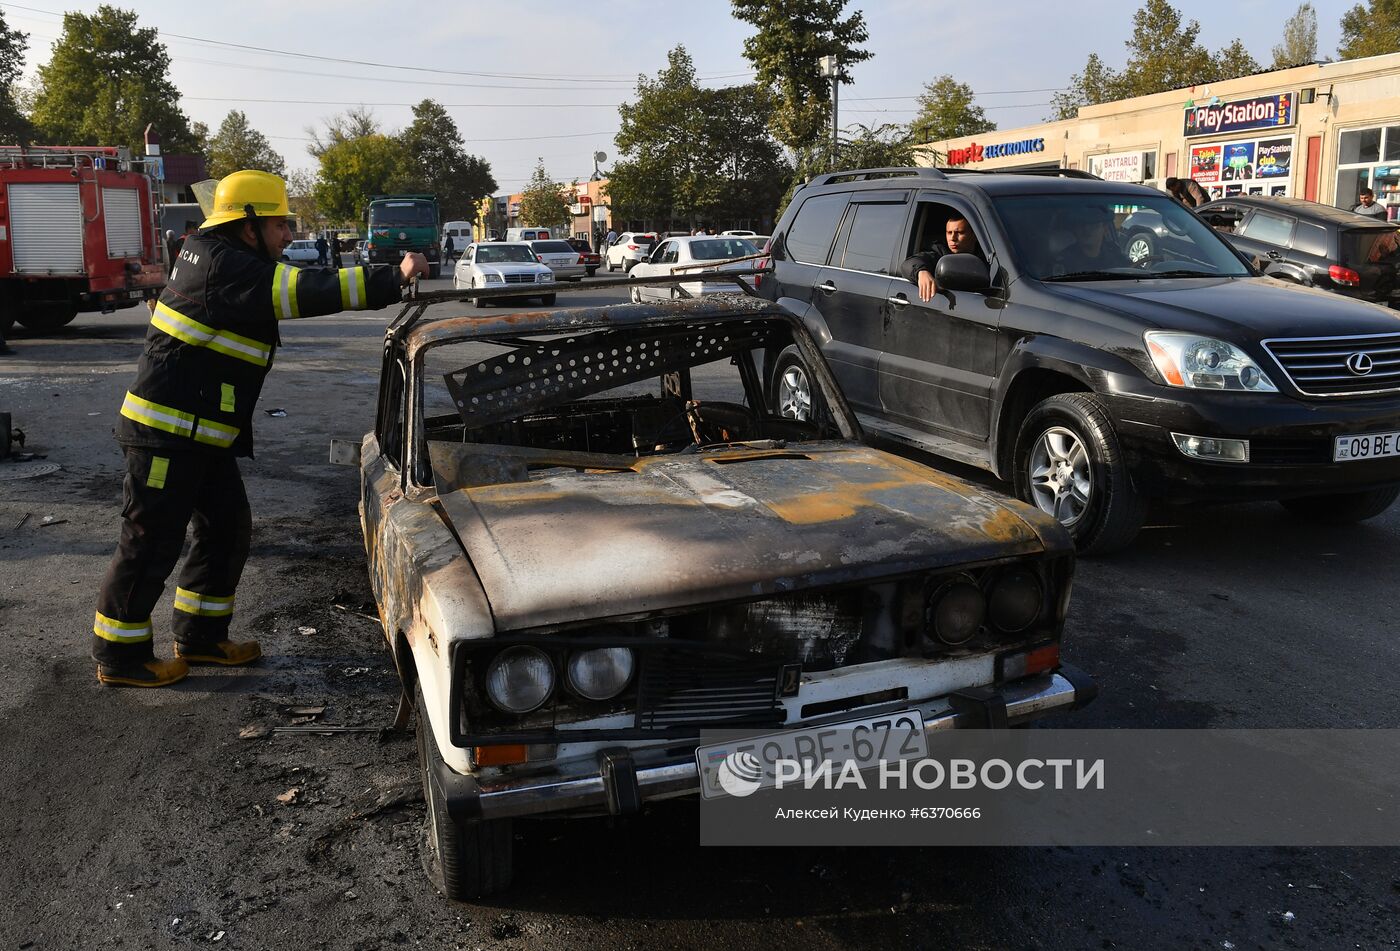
[1262, 333, 1400, 397]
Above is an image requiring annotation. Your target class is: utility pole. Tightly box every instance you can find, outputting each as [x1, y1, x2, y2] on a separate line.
[819, 55, 839, 169]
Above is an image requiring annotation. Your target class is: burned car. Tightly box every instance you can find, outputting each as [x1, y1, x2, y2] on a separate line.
[357, 284, 1095, 898]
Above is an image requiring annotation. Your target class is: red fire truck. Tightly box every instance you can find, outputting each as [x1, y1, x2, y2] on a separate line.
[0, 145, 165, 336]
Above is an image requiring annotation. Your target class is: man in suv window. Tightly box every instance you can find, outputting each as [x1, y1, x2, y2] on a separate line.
[899, 214, 985, 302]
[761, 167, 1400, 553]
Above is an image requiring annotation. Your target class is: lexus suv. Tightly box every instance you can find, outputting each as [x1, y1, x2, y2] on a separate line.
[759, 166, 1400, 553]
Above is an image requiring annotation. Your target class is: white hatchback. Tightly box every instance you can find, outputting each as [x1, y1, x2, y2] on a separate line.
[628, 235, 759, 301]
[453, 242, 557, 307]
[281, 239, 321, 265]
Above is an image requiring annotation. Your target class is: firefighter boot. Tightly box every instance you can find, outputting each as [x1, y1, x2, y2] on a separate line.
[175, 639, 262, 666]
[96, 657, 190, 688]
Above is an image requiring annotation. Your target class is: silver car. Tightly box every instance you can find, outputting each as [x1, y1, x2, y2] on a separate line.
[527, 239, 587, 282]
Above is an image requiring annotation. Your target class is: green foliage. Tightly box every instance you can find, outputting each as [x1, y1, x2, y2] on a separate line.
[518, 160, 570, 229]
[731, 0, 872, 152]
[607, 46, 789, 228]
[909, 75, 995, 144]
[205, 111, 285, 179]
[1273, 3, 1319, 66]
[0, 10, 29, 142]
[390, 99, 496, 222]
[1049, 0, 1261, 119]
[306, 105, 380, 159]
[1339, 0, 1400, 59]
[836, 122, 916, 168]
[29, 5, 198, 152]
[312, 134, 409, 226]
[286, 168, 321, 229]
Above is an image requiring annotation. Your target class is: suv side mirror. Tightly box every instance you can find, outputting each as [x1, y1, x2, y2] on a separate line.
[933, 253, 993, 293]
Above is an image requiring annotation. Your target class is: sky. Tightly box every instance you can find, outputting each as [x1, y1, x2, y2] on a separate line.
[0, 0, 1349, 194]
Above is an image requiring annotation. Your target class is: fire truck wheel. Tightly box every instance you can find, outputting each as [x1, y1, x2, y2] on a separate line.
[17, 305, 77, 333]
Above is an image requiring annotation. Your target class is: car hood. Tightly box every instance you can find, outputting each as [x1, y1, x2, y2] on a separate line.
[474, 263, 544, 276]
[1047, 276, 1400, 339]
[434, 442, 1060, 631]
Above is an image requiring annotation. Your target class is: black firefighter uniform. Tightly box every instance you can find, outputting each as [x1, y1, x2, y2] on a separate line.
[92, 231, 401, 667]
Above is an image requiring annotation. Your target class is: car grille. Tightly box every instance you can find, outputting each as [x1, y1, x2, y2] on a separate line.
[634, 644, 784, 731]
[503, 273, 534, 284]
[1263, 333, 1400, 397]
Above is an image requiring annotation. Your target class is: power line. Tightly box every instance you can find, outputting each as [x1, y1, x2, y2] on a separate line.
[185, 97, 621, 108]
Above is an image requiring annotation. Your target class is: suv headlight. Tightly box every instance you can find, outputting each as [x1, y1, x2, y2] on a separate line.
[483, 273, 503, 284]
[537, 271, 554, 283]
[566, 647, 634, 700]
[485, 646, 554, 713]
[1144, 332, 1277, 392]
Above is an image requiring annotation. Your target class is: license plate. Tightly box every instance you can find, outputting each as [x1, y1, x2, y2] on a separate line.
[696, 710, 927, 799]
[1334, 431, 1400, 462]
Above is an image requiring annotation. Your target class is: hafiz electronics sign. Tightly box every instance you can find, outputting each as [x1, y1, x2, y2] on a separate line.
[946, 138, 1046, 166]
[1184, 93, 1295, 137]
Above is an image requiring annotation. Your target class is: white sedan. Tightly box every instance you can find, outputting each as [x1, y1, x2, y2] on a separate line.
[281, 239, 321, 264]
[453, 242, 557, 307]
[628, 235, 759, 301]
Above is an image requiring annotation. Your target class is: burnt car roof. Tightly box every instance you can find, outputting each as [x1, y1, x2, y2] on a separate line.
[1197, 195, 1399, 229]
[402, 294, 780, 359]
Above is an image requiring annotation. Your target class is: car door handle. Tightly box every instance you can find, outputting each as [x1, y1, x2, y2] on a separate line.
[817, 281, 837, 294]
[1267, 250, 1282, 259]
[887, 293, 910, 307]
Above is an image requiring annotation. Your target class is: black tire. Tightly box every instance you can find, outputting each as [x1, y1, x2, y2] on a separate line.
[429, 263, 441, 280]
[539, 294, 556, 306]
[586, 267, 598, 277]
[1123, 229, 1155, 265]
[606, 258, 616, 272]
[623, 260, 635, 274]
[1279, 486, 1400, 523]
[17, 304, 78, 333]
[471, 279, 488, 309]
[280, 255, 290, 263]
[415, 684, 513, 899]
[1012, 392, 1145, 554]
[769, 345, 815, 422]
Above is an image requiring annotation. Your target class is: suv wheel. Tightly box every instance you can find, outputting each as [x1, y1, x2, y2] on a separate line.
[770, 346, 813, 421]
[1279, 486, 1400, 523]
[415, 684, 513, 898]
[1013, 393, 1145, 554]
[1124, 230, 1155, 265]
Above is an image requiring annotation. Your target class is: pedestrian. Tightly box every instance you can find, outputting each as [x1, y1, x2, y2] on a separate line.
[314, 233, 328, 266]
[443, 233, 455, 265]
[1354, 187, 1388, 219]
[1164, 177, 1209, 208]
[605, 228, 617, 248]
[331, 234, 343, 268]
[90, 170, 428, 687]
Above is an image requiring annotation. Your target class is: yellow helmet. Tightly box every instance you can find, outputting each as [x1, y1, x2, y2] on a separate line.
[198, 170, 290, 230]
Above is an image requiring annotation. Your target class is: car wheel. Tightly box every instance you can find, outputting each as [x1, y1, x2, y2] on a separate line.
[17, 303, 78, 333]
[539, 294, 556, 306]
[1279, 486, 1400, 523]
[586, 267, 598, 277]
[630, 286, 641, 303]
[415, 684, 513, 899]
[472, 279, 488, 308]
[1124, 230, 1155, 265]
[429, 263, 441, 280]
[770, 345, 814, 422]
[1013, 393, 1145, 554]
[607, 258, 616, 272]
[623, 260, 635, 273]
[280, 255, 290, 263]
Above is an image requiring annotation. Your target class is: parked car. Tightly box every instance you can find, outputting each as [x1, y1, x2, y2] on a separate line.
[452, 242, 556, 306]
[721, 229, 758, 237]
[628, 235, 759, 301]
[604, 231, 657, 272]
[566, 238, 602, 276]
[760, 166, 1400, 552]
[353, 289, 1094, 898]
[525, 238, 586, 282]
[505, 227, 553, 242]
[1192, 196, 1400, 308]
[281, 239, 320, 265]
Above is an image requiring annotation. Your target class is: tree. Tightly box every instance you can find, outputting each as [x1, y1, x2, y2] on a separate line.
[286, 168, 321, 229]
[1214, 38, 1262, 80]
[0, 10, 29, 142]
[312, 134, 409, 226]
[307, 105, 380, 159]
[1339, 0, 1400, 59]
[391, 99, 496, 221]
[517, 160, 570, 229]
[836, 122, 916, 168]
[1049, 53, 1122, 121]
[731, 0, 872, 154]
[909, 75, 995, 144]
[205, 111, 285, 179]
[1273, 3, 1319, 66]
[29, 5, 198, 152]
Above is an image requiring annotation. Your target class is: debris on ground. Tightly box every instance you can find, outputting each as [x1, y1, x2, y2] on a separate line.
[276, 788, 301, 805]
[38, 515, 67, 527]
[283, 705, 325, 718]
[265, 408, 288, 418]
[12, 512, 30, 530]
[296, 626, 317, 636]
[239, 724, 272, 740]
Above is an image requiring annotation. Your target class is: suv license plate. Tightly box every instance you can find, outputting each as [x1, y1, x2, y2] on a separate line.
[696, 710, 927, 799]
[1334, 431, 1400, 462]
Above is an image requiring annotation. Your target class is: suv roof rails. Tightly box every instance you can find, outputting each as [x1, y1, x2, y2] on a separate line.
[804, 167, 949, 188]
[937, 167, 1104, 181]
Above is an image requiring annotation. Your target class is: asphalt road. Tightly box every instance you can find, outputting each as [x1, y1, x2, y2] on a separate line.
[2, 274, 1399, 950]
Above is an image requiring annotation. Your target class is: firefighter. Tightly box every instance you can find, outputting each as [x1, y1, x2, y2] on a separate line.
[92, 170, 428, 687]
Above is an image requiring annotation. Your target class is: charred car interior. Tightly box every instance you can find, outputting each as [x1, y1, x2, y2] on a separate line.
[358, 281, 1095, 898]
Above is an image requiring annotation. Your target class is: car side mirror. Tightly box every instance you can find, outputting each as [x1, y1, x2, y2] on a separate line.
[933, 253, 993, 293]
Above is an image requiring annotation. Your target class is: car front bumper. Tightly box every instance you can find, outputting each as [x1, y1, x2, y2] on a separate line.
[429, 667, 1094, 822]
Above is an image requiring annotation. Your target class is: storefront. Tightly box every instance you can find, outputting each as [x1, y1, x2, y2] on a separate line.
[1334, 123, 1400, 216]
[1181, 93, 1297, 201]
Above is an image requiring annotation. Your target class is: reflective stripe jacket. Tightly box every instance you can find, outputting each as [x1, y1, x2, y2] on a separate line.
[116, 232, 401, 456]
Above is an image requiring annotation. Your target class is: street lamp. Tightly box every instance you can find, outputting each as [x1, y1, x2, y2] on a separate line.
[818, 55, 840, 166]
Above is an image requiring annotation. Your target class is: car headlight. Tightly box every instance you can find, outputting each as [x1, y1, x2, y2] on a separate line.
[926, 576, 985, 646]
[1144, 332, 1277, 391]
[485, 646, 554, 714]
[537, 272, 554, 283]
[566, 647, 635, 700]
[483, 273, 503, 284]
[987, 568, 1044, 633]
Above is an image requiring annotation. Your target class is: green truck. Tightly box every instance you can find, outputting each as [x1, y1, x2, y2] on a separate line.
[363, 194, 441, 278]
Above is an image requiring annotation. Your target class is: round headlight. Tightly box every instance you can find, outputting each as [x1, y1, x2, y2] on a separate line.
[566, 647, 635, 700]
[484, 647, 554, 714]
[928, 579, 985, 645]
[988, 568, 1044, 633]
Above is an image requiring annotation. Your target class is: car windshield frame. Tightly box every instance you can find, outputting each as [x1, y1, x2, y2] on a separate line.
[991, 192, 1254, 282]
[688, 238, 759, 260]
[369, 201, 437, 228]
[474, 245, 537, 264]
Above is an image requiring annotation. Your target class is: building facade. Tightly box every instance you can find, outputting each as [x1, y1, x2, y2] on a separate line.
[918, 52, 1400, 216]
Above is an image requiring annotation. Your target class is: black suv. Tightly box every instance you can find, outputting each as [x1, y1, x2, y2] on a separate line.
[759, 166, 1400, 552]
[1191, 195, 1400, 307]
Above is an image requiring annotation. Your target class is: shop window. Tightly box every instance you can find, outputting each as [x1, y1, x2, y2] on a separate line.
[1340, 128, 1382, 165]
[1385, 127, 1400, 162]
[1143, 152, 1158, 180]
[1336, 168, 1366, 209]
